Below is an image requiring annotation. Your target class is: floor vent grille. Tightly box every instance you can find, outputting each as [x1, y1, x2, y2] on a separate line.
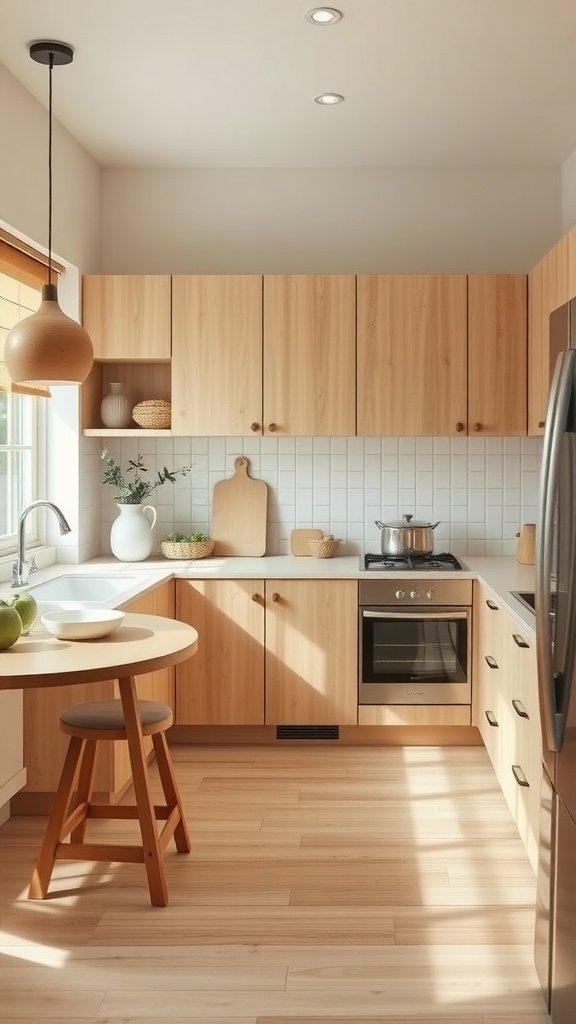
[276, 725, 340, 741]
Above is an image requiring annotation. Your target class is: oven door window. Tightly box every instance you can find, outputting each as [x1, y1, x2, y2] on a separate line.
[361, 610, 468, 685]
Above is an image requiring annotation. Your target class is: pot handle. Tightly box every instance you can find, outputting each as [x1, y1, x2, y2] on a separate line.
[375, 521, 385, 529]
[431, 521, 440, 529]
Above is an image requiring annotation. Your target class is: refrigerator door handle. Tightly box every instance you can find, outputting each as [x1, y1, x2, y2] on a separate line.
[536, 348, 576, 752]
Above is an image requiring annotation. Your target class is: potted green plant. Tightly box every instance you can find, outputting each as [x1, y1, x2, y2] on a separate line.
[160, 531, 215, 560]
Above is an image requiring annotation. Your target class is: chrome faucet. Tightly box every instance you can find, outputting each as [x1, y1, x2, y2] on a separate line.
[12, 501, 72, 588]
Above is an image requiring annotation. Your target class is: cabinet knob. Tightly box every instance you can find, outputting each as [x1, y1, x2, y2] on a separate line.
[512, 698, 529, 720]
[455, 422, 465, 433]
[473, 422, 481, 432]
[251, 592, 260, 602]
[271, 591, 280, 602]
[268, 422, 277, 433]
[250, 422, 260, 433]
[512, 633, 530, 649]
[538, 420, 545, 428]
[512, 764, 530, 788]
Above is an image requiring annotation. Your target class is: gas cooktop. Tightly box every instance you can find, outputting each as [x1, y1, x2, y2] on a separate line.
[363, 552, 465, 572]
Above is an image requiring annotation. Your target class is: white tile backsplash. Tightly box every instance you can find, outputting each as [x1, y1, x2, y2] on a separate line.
[82, 435, 543, 557]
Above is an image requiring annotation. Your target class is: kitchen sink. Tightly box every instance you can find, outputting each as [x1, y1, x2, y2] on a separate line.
[26, 574, 142, 606]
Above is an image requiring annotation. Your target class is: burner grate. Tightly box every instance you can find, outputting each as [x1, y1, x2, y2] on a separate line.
[364, 552, 463, 572]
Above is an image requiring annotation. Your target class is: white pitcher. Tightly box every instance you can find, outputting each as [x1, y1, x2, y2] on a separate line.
[110, 503, 157, 561]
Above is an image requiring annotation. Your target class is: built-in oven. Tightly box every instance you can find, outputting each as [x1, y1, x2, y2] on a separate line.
[358, 579, 472, 705]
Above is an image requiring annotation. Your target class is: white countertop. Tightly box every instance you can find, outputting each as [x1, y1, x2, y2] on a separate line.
[1, 551, 537, 637]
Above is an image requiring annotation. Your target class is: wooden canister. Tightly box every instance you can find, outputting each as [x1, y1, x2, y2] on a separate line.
[516, 523, 536, 564]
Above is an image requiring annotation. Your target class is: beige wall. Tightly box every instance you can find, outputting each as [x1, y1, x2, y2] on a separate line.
[101, 166, 561, 275]
[561, 143, 576, 235]
[0, 63, 101, 272]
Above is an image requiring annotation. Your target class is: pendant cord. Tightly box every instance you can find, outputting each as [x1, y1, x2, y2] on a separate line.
[48, 52, 54, 287]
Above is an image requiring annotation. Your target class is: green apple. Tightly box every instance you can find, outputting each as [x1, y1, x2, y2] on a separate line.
[0, 605, 22, 650]
[0, 592, 38, 635]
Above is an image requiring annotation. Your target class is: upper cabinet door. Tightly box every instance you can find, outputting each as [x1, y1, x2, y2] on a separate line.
[528, 236, 569, 435]
[263, 275, 356, 436]
[171, 275, 263, 437]
[82, 275, 171, 360]
[468, 275, 527, 436]
[357, 275, 467, 436]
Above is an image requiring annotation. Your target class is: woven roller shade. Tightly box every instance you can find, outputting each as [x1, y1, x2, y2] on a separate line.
[0, 235, 61, 397]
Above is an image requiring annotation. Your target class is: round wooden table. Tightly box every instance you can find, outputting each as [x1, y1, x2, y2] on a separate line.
[0, 613, 198, 905]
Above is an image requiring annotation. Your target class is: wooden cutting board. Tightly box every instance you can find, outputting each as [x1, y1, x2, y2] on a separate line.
[211, 457, 268, 556]
[290, 528, 323, 556]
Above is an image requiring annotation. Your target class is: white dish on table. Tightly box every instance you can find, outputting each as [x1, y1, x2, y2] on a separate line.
[41, 609, 125, 640]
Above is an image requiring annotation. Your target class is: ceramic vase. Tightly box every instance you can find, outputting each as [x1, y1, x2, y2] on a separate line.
[110, 503, 157, 561]
[100, 382, 132, 429]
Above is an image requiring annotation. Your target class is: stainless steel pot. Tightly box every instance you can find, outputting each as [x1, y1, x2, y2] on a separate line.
[375, 513, 440, 557]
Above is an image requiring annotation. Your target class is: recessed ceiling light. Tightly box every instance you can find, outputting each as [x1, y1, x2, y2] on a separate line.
[305, 7, 343, 25]
[314, 92, 345, 105]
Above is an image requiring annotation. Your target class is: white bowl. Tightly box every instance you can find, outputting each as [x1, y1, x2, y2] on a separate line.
[40, 609, 125, 640]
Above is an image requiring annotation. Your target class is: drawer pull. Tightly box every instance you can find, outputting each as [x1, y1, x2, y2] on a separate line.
[512, 764, 530, 788]
[512, 698, 529, 719]
[486, 600, 499, 611]
[512, 633, 530, 649]
[485, 709, 499, 727]
[485, 655, 499, 669]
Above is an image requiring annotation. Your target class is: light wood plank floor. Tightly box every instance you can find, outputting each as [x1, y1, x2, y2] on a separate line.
[0, 744, 551, 1024]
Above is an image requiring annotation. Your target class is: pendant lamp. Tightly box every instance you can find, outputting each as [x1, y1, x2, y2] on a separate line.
[4, 41, 93, 386]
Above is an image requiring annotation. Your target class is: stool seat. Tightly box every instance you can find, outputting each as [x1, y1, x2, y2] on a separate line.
[29, 695, 190, 907]
[60, 699, 172, 733]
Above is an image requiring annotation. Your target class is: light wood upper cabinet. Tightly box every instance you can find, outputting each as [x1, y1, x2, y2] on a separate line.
[175, 579, 265, 725]
[468, 275, 527, 436]
[265, 579, 358, 725]
[171, 275, 263, 436]
[82, 275, 172, 360]
[357, 275, 468, 436]
[528, 235, 570, 435]
[263, 275, 356, 436]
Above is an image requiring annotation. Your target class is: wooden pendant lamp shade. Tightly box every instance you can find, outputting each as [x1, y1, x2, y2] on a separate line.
[4, 40, 93, 386]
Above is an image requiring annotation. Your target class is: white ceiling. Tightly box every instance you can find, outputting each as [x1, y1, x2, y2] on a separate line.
[1, 0, 576, 169]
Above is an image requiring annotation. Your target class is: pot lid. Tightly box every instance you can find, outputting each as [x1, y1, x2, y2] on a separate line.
[379, 513, 439, 529]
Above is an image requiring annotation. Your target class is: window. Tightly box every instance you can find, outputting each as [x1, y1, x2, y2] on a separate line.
[0, 234, 53, 557]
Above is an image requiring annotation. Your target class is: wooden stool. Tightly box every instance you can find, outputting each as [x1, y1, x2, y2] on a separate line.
[29, 699, 191, 906]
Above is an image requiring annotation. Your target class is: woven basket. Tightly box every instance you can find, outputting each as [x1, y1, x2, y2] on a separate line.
[308, 536, 340, 559]
[161, 539, 215, 560]
[132, 399, 171, 429]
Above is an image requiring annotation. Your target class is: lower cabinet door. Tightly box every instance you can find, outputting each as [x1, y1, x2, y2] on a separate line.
[175, 579, 265, 725]
[264, 579, 358, 725]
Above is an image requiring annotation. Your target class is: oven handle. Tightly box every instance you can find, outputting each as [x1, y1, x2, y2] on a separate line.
[362, 610, 468, 621]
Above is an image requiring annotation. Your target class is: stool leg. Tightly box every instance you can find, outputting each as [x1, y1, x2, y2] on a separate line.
[70, 739, 98, 844]
[119, 675, 168, 907]
[29, 736, 85, 900]
[152, 731, 191, 853]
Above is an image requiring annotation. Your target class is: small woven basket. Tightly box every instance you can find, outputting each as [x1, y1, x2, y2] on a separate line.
[161, 539, 215, 560]
[132, 399, 171, 429]
[308, 536, 340, 559]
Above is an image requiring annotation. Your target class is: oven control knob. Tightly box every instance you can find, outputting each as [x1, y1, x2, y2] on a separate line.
[426, 589, 435, 600]
[410, 589, 421, 600]
[395, 589, 405, 599]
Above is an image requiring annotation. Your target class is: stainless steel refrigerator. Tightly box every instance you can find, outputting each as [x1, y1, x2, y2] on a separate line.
[534, 297, 576, 1022]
